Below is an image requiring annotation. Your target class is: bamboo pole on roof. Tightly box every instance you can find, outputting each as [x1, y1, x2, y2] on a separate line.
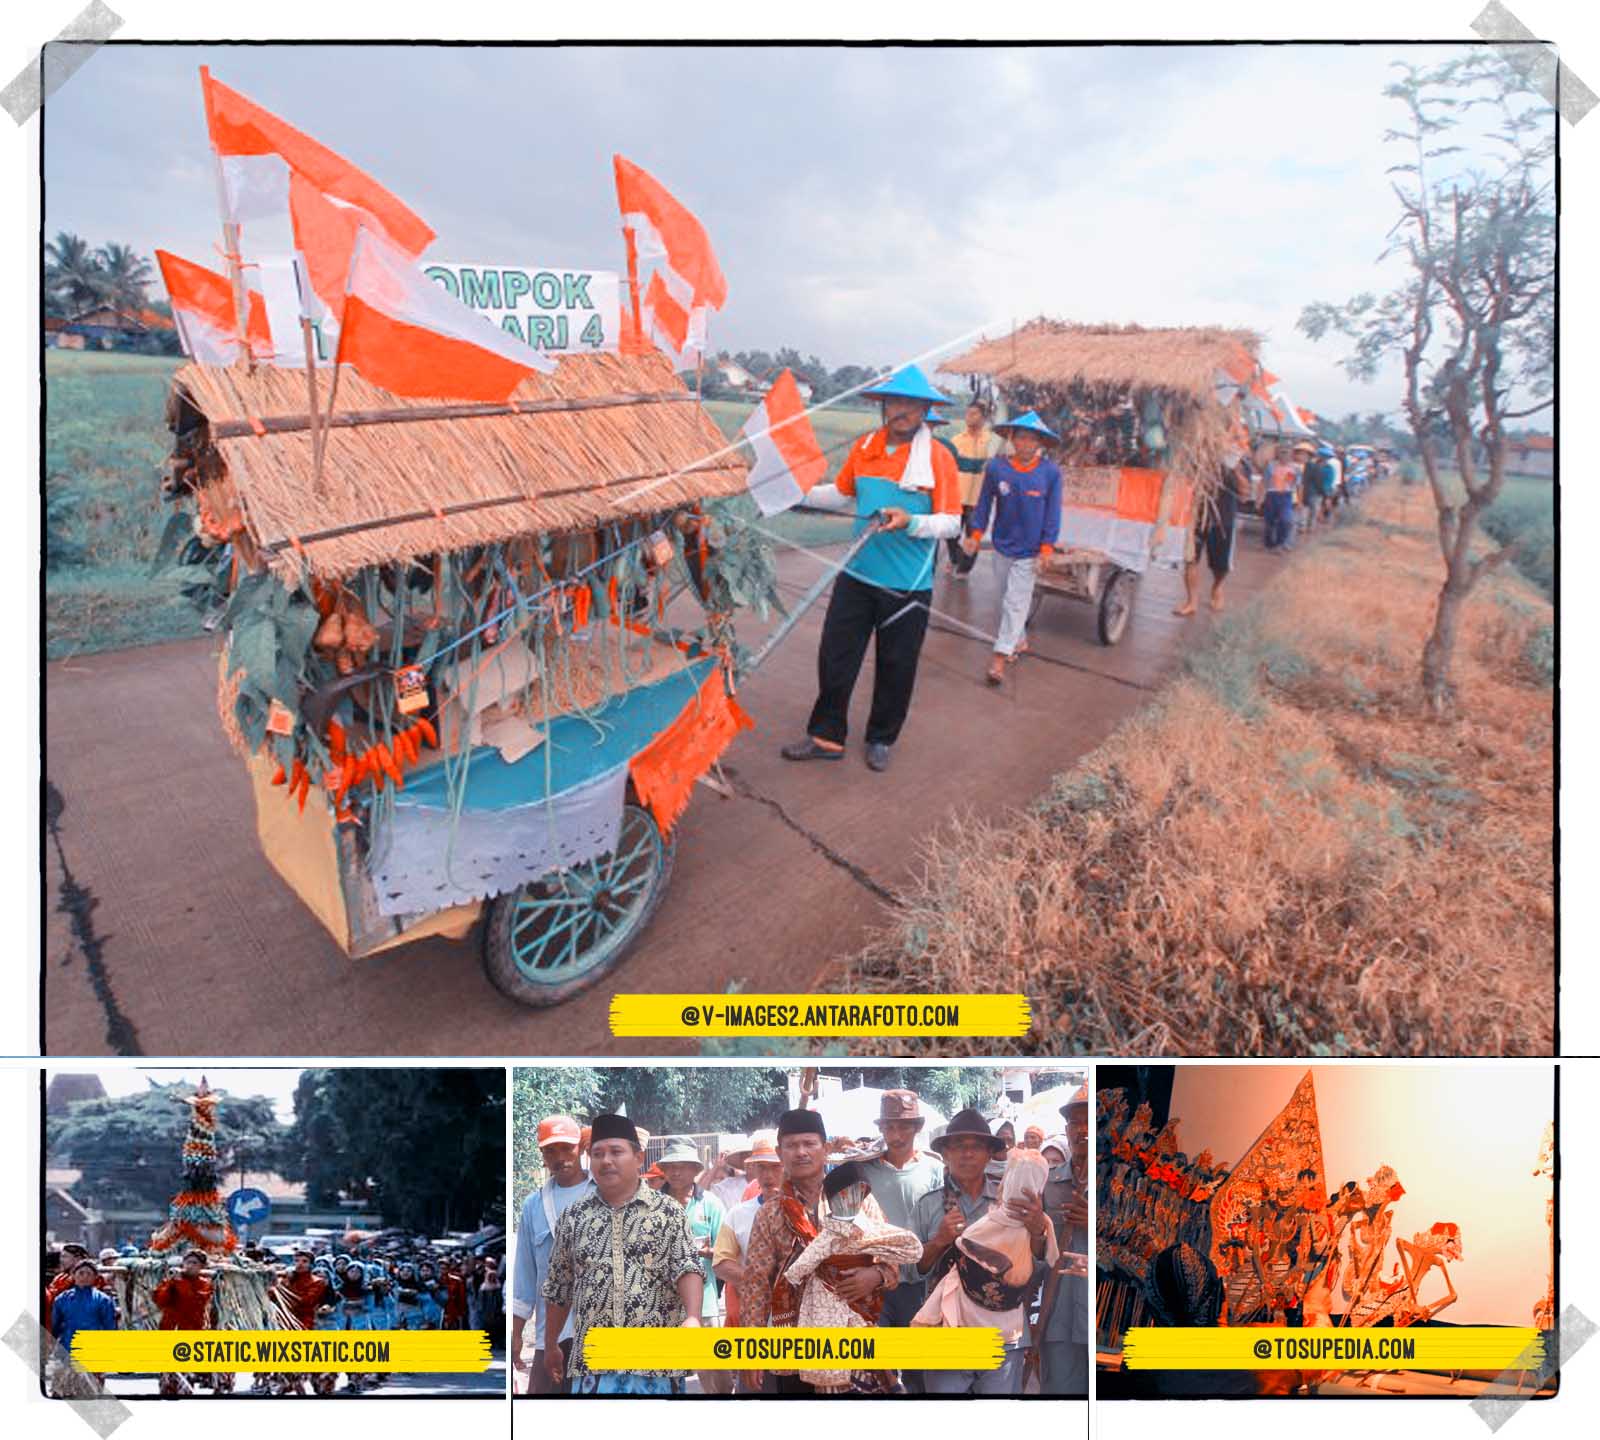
[199, 65, 254, 374]
[172, 351, 750, 578]
[300, 315, 325, 493]
[204, 387, 696, 439]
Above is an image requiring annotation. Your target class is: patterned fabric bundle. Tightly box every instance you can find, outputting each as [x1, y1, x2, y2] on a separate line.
[780, 1193, 921, 1392]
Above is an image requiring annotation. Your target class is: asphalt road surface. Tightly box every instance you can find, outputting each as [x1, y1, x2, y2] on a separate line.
[45, 524, 1285, 1057]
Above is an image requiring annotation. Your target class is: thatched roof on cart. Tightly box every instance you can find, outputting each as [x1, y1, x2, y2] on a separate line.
[170, 350, 748, 581]
[941, 319, 1261, 405]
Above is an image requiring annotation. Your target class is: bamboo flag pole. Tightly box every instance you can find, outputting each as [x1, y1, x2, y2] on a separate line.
[309, 225, 372, 497]
[199, 66, 253, 373]
[741, 523, 878, 676]
[623, 224, 644, 343]
[301, 315, 325, 492]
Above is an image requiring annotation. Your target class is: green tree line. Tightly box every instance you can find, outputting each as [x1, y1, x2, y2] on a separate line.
[48, 1071, 505, 1236]
[511, 1066, 1030, 1214]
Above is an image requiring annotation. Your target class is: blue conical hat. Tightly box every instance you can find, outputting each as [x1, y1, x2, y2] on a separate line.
[860, 363, 951, 407]
[995, 409, 1059, 441]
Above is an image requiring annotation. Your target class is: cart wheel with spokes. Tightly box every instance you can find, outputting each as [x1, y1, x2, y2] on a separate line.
[482, 800, 675, 1008]
[1097, 568, 1136, 646]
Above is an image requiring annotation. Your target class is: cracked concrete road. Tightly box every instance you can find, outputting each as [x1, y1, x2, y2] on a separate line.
[44, 524, 1283, 1057]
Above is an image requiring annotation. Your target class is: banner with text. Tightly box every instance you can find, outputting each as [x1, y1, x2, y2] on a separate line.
[71, 1329, 491, 1373]
[422, 262, 619, 355]
[583, 1326, 1003, 1372]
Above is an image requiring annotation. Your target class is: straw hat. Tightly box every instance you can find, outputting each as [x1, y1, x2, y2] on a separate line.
[743, 1134, 782, 1170]
[994, 409, 1059, 441]
[860, 363, 951, 408]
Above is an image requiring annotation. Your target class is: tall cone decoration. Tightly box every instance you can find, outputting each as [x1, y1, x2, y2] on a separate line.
[149, 1077, 238, 1255]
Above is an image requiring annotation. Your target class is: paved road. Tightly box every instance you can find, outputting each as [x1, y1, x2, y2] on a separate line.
[45, 524, 1284, 1057]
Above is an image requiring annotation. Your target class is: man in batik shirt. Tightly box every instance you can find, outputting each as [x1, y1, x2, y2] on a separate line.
[740, 1108, 900, 1395]
[542, 1113, 703, 1396]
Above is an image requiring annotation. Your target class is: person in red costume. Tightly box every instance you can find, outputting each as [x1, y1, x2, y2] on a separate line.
[274, 1248, 332, 1330]
[153, 1249, 230, 1396]
[442, 1253, 469, 1329]
[268, 1248, 333, 1396]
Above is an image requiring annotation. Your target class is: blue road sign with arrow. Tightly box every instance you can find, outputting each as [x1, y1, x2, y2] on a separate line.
[226, 1187, 271, 1233]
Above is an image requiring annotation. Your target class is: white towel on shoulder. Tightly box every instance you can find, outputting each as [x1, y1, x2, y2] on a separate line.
[897, 423, 936, 492]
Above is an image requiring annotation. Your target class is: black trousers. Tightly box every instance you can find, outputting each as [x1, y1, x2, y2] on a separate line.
[944, 504, 978, 573]
[807, 571, 933, 747]
[771, 1374, 820, 1395]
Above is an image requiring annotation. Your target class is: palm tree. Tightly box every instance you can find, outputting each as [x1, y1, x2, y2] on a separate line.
[44, 230, 104, 317]
[95, 242, 155, 315]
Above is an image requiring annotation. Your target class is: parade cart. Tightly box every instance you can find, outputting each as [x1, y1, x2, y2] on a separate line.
[941, 320, 1262, 646]
[1023, 467, 1190, 647]
[158, 349, 776, 1008]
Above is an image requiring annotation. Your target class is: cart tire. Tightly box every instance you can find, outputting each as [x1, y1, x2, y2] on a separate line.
[1027, 586, 1044, 625]
[481, 801, 676, 1008]
[1097, 569, 1135, 646]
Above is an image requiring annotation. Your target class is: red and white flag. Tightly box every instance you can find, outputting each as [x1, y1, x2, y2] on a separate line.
[739, 369, 826, 516]
[335, 227, 554, 402]
[199, 67, 434, 322]
[155, 248, 273, 365]
[613, 155, 726, 366]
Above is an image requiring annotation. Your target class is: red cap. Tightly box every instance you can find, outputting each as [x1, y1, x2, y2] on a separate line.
[537, 1115, 582, 1150]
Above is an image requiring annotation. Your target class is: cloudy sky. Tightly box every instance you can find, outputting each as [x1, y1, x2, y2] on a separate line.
[50, 1066, 305, 1121]
[43, 42, 1545, 417]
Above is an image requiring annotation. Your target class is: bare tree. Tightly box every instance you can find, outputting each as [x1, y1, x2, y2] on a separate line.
[1300, 52, 1553, 714]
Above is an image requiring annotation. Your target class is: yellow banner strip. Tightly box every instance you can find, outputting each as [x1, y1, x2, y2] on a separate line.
[70, 1329, 491, 1373]
[608, 993, 1031, 1037]
[583, 1325, 1004, 1371]
[1122, 1326, 1544, 1372]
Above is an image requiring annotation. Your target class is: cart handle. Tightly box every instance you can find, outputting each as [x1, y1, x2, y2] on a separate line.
[738, 522, 881, 678]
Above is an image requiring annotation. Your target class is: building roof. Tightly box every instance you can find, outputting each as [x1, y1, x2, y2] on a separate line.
[1515, 434, 1554, 451]
[941, 318, 1261, 405]
[170, 349, 749, 582]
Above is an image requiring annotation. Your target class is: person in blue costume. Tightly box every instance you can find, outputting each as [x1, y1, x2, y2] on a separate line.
[417, 1260, 446, 1328]
[962, 411, 1063, 687]
[780, 364, 962, 773]
[48, 1259, 117, 1397]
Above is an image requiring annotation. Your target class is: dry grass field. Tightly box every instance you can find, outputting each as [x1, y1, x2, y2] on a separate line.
[837, 485, 1555, 1057]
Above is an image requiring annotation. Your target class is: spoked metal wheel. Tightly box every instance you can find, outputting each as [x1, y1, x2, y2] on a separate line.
[1097, 568, 1136, 646]
[482, 801, 675, 1007]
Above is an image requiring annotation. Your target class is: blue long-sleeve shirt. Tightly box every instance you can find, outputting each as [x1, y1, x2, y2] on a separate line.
[970, 455, 1063, 559]
[512, 1175, 594, 1349]
[50, 1283, 116, 1355]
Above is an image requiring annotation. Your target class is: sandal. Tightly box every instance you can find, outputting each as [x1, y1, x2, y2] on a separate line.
[780, 737, 844, 762]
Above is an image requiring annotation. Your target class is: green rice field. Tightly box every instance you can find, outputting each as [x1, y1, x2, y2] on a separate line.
[42, 353, 1554, 658]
